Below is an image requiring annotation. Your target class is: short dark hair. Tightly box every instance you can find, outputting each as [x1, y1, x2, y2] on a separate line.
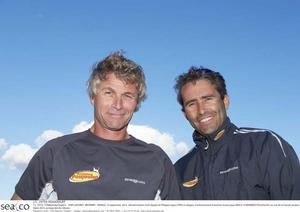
[174, 66, 227, 107]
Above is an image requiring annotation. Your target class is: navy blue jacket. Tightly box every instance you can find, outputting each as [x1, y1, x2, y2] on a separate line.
[175, 118, 300, 199]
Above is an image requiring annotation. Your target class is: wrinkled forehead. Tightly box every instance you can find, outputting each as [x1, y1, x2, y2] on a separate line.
[99, 72, 138, 86]
[182, 79, 218, 92]
[181, 79, 221, 99]
[96, 73, 137, 92]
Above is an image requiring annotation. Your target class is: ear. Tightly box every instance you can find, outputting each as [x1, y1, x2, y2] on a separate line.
[223, 95, 230, 110]
[181, 107, 188, 120]
[90, 96, 95, 105]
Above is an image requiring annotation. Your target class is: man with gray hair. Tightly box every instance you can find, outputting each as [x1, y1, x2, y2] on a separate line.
[11, 52, 180, 200]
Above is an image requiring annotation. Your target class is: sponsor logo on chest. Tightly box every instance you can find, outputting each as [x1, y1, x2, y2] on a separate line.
[182, 176, 199, 188]
[69, 167, 100, 183]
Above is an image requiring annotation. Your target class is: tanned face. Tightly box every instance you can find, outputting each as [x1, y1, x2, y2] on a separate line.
[181, 79, 229, 135]
[90, 73, 138, 139]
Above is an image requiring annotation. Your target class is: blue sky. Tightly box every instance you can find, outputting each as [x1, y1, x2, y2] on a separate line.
[0, 0, 299, 200]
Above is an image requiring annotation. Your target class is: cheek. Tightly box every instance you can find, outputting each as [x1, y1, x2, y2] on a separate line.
[184, 110, 196, 121]
[216, 105, 226, 119]
[124, 101, 138, 111]
[93, 99, 109, 112]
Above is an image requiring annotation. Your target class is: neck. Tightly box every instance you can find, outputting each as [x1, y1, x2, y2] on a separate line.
[90, 124, 130, 141]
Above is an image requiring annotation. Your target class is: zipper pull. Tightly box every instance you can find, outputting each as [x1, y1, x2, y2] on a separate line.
[204, 139, 209, 150]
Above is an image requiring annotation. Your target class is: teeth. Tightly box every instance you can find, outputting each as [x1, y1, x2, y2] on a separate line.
[200, 117, 212, 123]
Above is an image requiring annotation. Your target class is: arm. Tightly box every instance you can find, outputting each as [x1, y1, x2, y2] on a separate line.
[148, 144, 181, 200]
[259, 132, 300, 199]
[14, 141, 54, 200]
[158, 156, 181, 200]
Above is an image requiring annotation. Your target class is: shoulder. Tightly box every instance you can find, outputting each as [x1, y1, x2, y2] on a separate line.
[233, 127, 290, 158]
[130, 136, 173, 163]
[37, 130, 89, 156]
[27, 131, 91, 172]
[174, 147, 198, 171]
[46, 130, 88, 145]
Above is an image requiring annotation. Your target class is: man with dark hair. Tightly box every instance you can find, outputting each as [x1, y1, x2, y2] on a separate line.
[11, 52, 180, 200]
[174, 66, 300, 199]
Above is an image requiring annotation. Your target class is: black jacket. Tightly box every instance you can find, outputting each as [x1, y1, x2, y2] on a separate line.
[175, 118, 300, 199]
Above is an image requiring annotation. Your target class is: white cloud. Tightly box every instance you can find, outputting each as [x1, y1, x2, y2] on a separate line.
[128, 125, 189, 161]
[0, 138, 8, 149]
[72, 121, 94, 133]
[1, 144, 37, 170]
[1, 129, 63, 171]
[35, 130, 64, 147]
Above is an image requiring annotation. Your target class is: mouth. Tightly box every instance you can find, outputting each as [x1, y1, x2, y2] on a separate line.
[108, 112, 125, 118]
[199, 116, 213, 123]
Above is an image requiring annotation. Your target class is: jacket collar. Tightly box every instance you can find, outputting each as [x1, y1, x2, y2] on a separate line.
[192, 117, 232, 151]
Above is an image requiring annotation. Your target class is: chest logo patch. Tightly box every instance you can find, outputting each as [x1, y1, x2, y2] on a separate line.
[182, 177, 199, 188]
[69, 168, 100, 183]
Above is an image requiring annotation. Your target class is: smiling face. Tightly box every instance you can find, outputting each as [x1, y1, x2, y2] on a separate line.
[90, 73, 138, 140]
[181, 79, 229, 135]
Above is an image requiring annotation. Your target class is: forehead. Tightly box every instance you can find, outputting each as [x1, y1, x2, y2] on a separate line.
[98, 73, 137, 92]
[181, 79, 220, 99]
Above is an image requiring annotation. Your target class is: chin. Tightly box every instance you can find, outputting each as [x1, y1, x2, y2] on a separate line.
[107, 125, 125, 131]
[197, 127, 215, 135]
[107, 122, 129, 131]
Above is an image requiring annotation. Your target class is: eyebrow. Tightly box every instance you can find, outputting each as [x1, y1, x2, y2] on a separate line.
[184, 99, 197, 107]
[100, 87, 113, 91]
[101, 87, 137, 96]
[184, 94, 216, 106]
[123, 91, 137, 96]
[201, 94, 216, 99]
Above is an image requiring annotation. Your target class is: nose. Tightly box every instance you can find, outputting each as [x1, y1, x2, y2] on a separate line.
[112, 96, 123, 110]
[197, 101, 206, 115]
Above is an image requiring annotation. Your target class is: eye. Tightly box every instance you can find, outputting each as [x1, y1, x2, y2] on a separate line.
[187, 102, 194, 107]
[102, 90, 113, 96]
[205, 96, 214, 101]
[186, 101, 196, 108]
[123, 93, 136, 100]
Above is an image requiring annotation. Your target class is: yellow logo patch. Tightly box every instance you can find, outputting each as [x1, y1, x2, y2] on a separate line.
[69, 168, 100, 183]
[182, 177, 199, 188]
[214, 129, 225, 141]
